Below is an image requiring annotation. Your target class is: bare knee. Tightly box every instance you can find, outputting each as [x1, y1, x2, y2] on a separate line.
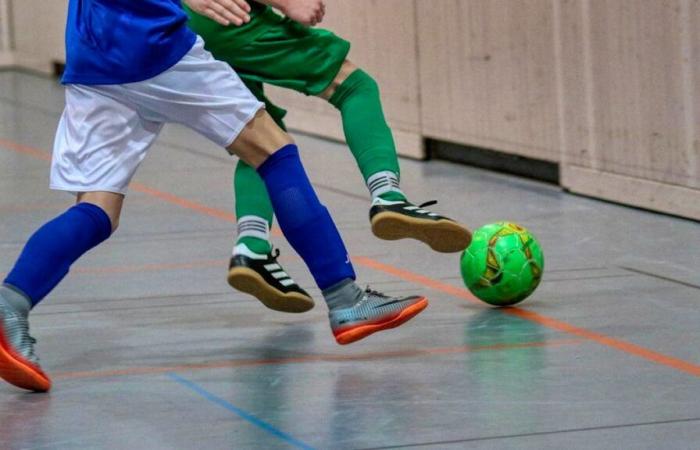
[319, 60, 359, 101]
[227, 109, 293, 168]
[76, 191, 124, 233]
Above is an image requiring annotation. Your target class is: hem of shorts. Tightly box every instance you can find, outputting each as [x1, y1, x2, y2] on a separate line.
[222, 103, 266, 148]
[61, 34, 198, 86]
[50, 184, 128, 196]
[306, 40, 352, 97]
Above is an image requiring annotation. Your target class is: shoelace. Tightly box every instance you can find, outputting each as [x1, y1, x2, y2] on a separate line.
[364, 286, 389, 299]
[418, 200, 438, 208]
[18, 315, 38, 362]
[272, 248, 281, 259]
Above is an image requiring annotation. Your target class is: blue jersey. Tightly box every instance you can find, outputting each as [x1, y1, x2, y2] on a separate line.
[62, 0, 197, 85]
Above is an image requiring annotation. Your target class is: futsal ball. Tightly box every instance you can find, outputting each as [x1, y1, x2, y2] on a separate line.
[460, 222, 544, 306]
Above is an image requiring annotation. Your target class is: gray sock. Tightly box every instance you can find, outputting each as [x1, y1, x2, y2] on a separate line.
[0, 285, 32, 317]
[322, 278, 365, 311]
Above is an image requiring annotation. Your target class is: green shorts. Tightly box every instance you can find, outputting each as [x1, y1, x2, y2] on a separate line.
[186, 5, 351, 128]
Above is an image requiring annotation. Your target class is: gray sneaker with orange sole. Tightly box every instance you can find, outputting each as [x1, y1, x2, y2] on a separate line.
[329, 287, 428, 345]
[0, 297, 51, 392]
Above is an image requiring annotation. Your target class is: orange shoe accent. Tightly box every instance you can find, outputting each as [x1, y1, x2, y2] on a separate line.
[0, 322, 51, 392]
[333, 297, 429, 345]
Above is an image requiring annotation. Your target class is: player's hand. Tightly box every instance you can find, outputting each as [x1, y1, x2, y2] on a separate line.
[280, 0, 326, 26]
[183, 0, 252, 26]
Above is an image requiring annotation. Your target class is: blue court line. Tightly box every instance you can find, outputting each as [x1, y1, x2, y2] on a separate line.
[167, 373, 317, 450]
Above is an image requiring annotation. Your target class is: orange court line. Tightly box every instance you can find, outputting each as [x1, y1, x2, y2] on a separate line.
[0, 139, 281, 236]
[131, 182, 283, 237]
[0, 196, 157, 213]
[352, 258, 700, 378]
[4, 139, 700, 379]
[53, 338, 579, 381]
[0, 138, 52, 162]
[131, 182, 238, 223]
[0, 202, 63, 213]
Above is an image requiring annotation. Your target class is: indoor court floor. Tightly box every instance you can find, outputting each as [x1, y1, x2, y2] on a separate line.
[1, 70, 700, 450]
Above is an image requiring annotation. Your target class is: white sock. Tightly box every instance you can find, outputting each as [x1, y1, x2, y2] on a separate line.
[366, 171, 405, 201]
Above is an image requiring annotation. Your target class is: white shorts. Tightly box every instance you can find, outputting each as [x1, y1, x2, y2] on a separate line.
[50, 37, 264, 195]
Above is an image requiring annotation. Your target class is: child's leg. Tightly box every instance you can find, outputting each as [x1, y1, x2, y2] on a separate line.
[0, 83, 162, 393]
[1, 193, 121, 392]
[122, 38, 428, 343]
[232, 80, 284, 256]
[230, 158, 316, 314]
[320, 59, 472, 252]
[234, 160, 274, 254]
[321, 61, 405, 202]
[228, 112, 429, 341]
[4, 194, 119, 307]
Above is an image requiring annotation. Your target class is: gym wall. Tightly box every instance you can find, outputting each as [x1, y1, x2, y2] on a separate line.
[3, 0, 699, 220]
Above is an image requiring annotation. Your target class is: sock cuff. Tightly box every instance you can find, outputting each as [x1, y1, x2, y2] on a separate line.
[366, 170, 402, 199]
[236, 215, 270, 242]
[0, 285, 32, 315]
[257, 144, 299, 178]
[329, 69, 377, 108]
[73, 202, 113, 241]
[321, 278, 356, 296]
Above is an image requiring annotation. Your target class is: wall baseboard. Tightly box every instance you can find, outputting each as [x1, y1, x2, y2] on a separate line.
[0, 50, 14, 67]
[427, 139, 559, 184]
[562, 165, 700, 222]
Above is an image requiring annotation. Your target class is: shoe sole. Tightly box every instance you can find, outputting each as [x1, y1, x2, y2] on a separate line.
[0, 321, 51, 392]
[228, 267, 315, 313]
[371, 212, 472, 253]
[334, 297, 429, 345]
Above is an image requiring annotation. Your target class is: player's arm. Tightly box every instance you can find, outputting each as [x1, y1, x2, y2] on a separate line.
[255, 0, 326, 26]
[183, 0, 252, 26]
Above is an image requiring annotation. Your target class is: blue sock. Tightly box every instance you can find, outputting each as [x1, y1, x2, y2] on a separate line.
[257, 144, 356, 290]
[4, 202, 112, 307]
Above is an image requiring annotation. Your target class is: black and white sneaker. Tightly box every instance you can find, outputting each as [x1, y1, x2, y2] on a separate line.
[227, 244, 314, 313]
[369, 198, 472, 253]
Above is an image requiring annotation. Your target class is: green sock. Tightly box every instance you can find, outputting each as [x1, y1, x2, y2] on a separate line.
[329, 69, 406, 201]
[237, 236, 271, 255]
[378, 191, 407, 202]
[234, 160, 273, 255]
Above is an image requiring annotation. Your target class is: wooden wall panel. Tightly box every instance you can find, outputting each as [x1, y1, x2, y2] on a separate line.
[560, 0, 698, 186]
[265, 0, 424, 158]
[4, 0, 699, 217]
[417, 0, 561, 162]
[690, 0, 700, 189]
[558, 0, 700, 218]
[11, 0, 66, 73]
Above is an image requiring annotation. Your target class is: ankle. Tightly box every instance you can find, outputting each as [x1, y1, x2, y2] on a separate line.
[377, 191, 407, 202]
[0, 284, 32, 316]
[322, 278, 364, 311]
[367, 171, 406, 202]
[236, 237, 272, 255]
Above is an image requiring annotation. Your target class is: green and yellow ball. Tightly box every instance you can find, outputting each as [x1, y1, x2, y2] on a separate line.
[461, 222, 544, 306]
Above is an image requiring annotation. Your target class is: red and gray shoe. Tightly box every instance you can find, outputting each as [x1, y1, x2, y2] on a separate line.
[329, 287, 428, 345]
[370, 198, 472, 253]
[227, 244, 315, 313]
[0, 302, 51, 392]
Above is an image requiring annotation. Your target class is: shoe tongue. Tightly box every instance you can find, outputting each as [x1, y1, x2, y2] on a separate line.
[322, 279, 364, 311]
[233, 243, 269, 260]
[371, 197, 406, 207]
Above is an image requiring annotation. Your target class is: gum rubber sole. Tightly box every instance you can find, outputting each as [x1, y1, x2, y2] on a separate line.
[334, 297, 429, 345]
[228, 267, 315, 313]
[0, 322, 51, 392]
[371, 212, 472, 253]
